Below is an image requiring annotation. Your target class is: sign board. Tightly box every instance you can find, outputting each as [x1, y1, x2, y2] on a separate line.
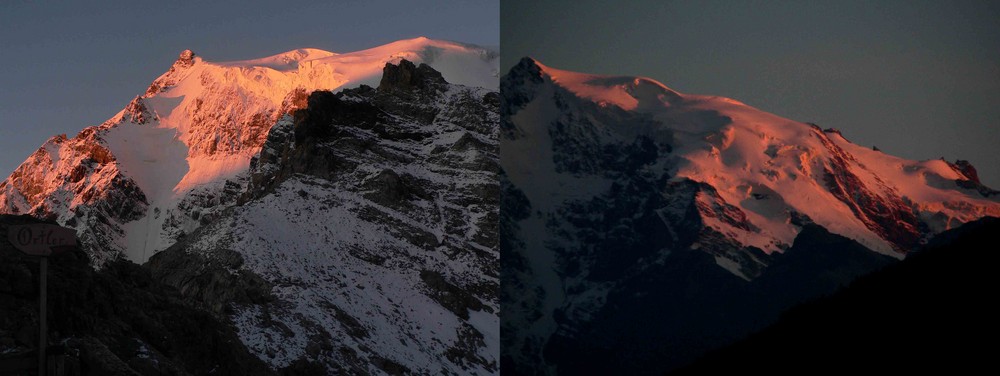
[7, 224, 77, 256]
[4, 223, 75, 375]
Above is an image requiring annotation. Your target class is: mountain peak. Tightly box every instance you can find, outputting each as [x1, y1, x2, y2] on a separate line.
[502, 57, 541, 82]
[951, 159, 981, 184]
[512, 56, 544, 76]
[176, 49, 196, 68]
[119, 96, 155, 125]
[525, 58, 683, 111]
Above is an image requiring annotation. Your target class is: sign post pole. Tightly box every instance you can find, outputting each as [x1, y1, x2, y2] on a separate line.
[38, 256, 47, 376]
[5, 224, 76, 376]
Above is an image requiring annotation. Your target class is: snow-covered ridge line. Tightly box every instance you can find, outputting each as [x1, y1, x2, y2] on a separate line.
[528, 58, 684, 111]
[516, 57, 999, 257]
[0, 37, 500, 266]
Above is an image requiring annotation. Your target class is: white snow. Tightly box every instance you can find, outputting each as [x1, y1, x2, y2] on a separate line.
[187, 172, 497, 374]
[536, 61, 681, 111]
[215, 37, 498, 90]
[102, 121, 189, 262]
[176, 155, 251, 194]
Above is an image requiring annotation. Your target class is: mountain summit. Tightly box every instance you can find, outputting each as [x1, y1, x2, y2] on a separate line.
[500, 58, 999, 374]
[504, 57, 998, 263]
[176, 49, 196, 67]
[1, 41, 499, 374]
[0, 37, 499, 266]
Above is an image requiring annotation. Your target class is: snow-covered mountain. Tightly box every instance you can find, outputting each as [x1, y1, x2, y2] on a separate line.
[149, 60, 499, 374]
[0, 37, 498, 266]
[0, 38, 499, 374]
[500, 57, 1000, 374]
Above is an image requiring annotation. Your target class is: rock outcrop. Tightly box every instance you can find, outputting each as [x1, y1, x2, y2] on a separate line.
[155, 61, 500, 375]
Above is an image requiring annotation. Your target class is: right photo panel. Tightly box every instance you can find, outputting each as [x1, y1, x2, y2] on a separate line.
[500, 1, 1000, 374]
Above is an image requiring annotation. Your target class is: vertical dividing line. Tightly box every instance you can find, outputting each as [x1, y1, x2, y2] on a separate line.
[39, 256, 47, 376]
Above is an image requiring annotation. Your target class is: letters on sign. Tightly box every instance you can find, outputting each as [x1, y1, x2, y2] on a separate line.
[6, 224, 78, 256]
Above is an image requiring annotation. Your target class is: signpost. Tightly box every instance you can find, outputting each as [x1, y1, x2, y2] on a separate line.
[7, 224, 77, 376]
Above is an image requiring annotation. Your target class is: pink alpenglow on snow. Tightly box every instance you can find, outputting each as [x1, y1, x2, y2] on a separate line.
[503, 58, 1000, 268]
[0, 38, 499, 265]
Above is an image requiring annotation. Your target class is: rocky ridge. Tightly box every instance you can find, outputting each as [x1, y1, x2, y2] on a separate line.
[150, 60, 500, 375]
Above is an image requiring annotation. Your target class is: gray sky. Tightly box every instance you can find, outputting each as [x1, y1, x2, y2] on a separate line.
[503, 0, 1000, 188]
[0, 0, 498, 179]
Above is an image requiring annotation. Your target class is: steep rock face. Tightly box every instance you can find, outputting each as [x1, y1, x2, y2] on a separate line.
[0, 38, 499, 266]
[152, 61, 499, 375]
[948, 159, 998, 198]
[814, 127, 922, 250]
[950, 159, 981, 184]
[499, 58, 1000, 374]
[0, 131, 148, 266]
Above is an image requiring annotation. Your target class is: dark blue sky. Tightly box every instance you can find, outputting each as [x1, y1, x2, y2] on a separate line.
[0, 0, 498, 178]
[503, 0, 1000, 187]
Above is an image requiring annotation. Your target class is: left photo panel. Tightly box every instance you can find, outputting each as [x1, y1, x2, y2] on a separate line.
[0, 1, 499, 375]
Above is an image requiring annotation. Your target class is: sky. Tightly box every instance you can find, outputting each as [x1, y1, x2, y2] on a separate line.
[0, 0, 498, 179]
[502, 0, 1000, 187]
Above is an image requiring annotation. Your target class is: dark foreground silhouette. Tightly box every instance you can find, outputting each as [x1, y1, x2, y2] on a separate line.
[672, 216, 1000, 375]
[0, 215, 286, 376]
